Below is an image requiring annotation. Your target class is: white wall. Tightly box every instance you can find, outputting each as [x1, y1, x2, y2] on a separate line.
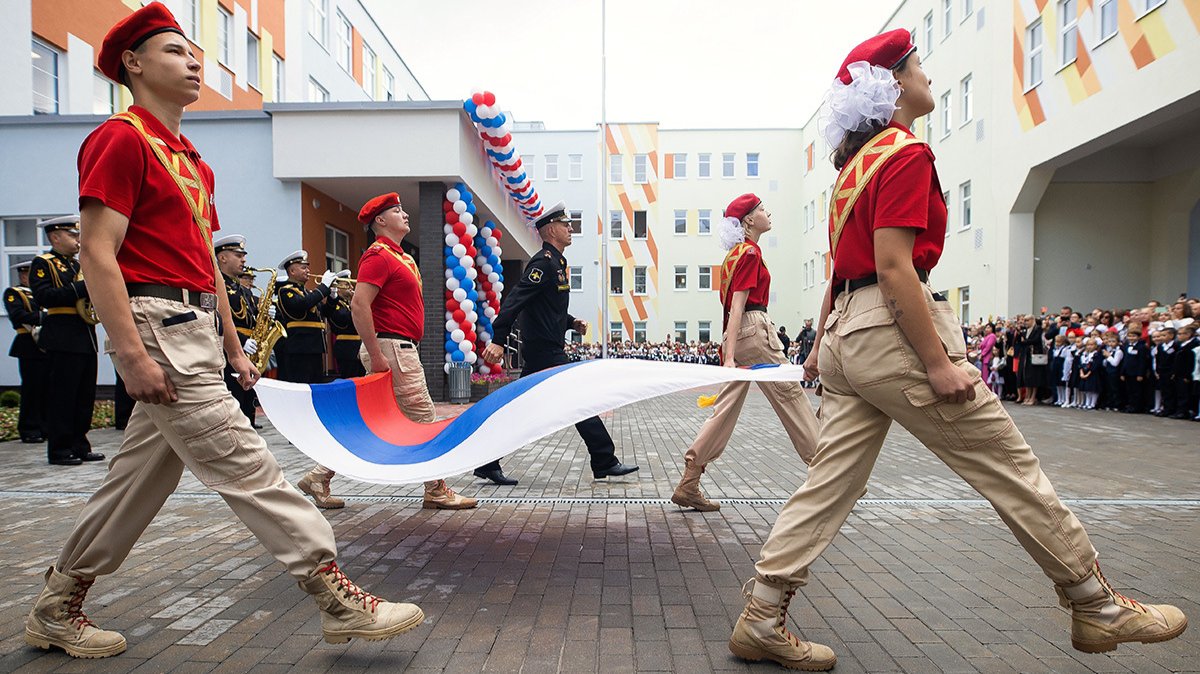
[2, 0, 35, 115]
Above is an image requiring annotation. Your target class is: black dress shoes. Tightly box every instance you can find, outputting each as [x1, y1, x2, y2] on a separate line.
[593, 462, 639, 479]
[49, 456, 83, 466]
[21, 435, 45, 444]
[474, 468, 518, 486]
[80, 452, 106, 462]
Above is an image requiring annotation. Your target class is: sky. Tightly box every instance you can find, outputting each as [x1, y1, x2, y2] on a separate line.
[363, 0, 901, 130]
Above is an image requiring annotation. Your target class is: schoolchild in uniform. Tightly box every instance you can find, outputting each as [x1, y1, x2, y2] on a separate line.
[1101, 331, 1123, 410]
[1151, 327, 1176, 416]
[1078, 339, 1102, 410]
[1050, 334, 1071, 407]
[1171, 325, 1197, 419]
[1119, 327, 1151, 413]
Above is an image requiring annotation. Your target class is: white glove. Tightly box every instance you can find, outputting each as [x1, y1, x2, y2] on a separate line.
[335, 269, 351, 279]
[267, 304, 276, 320]
[244, 338, 258, 355]
[330, 288, 339, 299]
[319, 270, 337, 288]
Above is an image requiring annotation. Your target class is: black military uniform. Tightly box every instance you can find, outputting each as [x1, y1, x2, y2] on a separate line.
[29, 216, 102, 465]
[321, 291, 365, 378]
[476, 201, 637, 484]
[215, 235, 259, 424]
[5, 261, 48, 443]
[275, 250, 331, 385]
[1119, 336, 1151, 413]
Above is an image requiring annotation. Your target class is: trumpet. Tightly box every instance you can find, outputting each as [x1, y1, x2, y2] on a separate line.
[303, 270, 355, 286]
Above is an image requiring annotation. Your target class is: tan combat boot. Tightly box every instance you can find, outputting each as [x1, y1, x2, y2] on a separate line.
[25, 567, 127, 659]
[729, 578, 837, 671]
[422, 480, 477, 510]
[1056, 561, 1187, 653]
[298, 468, 345, 509]
[671, 460, 720, 512]
[299, 561, 425, 644]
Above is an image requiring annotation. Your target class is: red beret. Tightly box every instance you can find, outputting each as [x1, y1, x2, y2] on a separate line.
[358, 192, 400, 226]
[98, 2, 185, 84]
[836, 29, 916, 84]
[724, 193, 761, 222]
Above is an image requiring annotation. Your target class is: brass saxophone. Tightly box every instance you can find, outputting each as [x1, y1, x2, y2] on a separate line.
[73, 268, 99, 325]
[246, 267, 287, 372]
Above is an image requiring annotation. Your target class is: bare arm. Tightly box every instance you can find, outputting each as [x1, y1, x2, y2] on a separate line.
[722, 289, 750, 367]
[351, 282, 387, 373]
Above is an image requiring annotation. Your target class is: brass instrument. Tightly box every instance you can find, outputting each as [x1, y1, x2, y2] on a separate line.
[73, 268, 99, 325]
[246, 267, 287, 372]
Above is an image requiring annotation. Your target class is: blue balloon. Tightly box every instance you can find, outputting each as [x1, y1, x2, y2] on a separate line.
[445, 339, 456, 353]
[462, 191, 473, 203]
[451, 350, 465, 362]
[445, 255, 457, 269]
[466, 203, 477, 214]
[495, 113, 506, 127]
[463, 100, 477, 113]
[488, 255, 500, 267]
[453, 266, 467, 280]
[467, 290, 479, 303]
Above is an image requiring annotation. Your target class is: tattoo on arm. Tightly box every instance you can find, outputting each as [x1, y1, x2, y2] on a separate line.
[888, 298, 904, 321]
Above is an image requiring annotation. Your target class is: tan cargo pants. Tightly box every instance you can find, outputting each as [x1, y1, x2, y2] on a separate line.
[685, 310, 818, 466]
[755, 284, 1096, 587]
[57, 297, 337, 580]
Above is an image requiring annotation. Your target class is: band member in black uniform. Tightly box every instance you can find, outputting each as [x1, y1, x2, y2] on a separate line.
[213, 235, 258, 424]
[274, 250, 346, 384]
[480, 201, 638, 485]
[6, 259, 48, 444]
[322, 278, 365, 378]
[29, 215, 103, 465]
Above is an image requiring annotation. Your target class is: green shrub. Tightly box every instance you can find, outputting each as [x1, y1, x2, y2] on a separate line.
[0, 390, 20, 408]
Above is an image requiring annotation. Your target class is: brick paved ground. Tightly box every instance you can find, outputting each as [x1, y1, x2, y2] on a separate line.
[0, 387, 1196, 673]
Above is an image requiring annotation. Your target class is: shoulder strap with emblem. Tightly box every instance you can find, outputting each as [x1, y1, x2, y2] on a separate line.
[34, 253, 64, 288]
[718, 242, 757, 307]
[368, 240, 422, 292]
[827, 126, 925, 259]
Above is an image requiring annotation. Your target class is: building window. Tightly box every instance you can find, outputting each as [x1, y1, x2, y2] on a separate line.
[634, 321, 647, 343]
[522, 154, 536, 181]
[722, 152, 735, 178]
[325, 226, 349, 272]
[569, 154, 583, 180]
[698, 266, 712, 290]
[362, 43, 377, 98]
[960, 75, 972, 123]
[247, 31, 261, 89]
[633, 211, 647, 240]
[1026, 19, 1044, 89]
[2, 217, 52, 289]
[609, 266, 623, 294]
[674, 321, 687, 342]
[698, 153, 711, 178]
[940, 91, 952, 137]
[962, 0, 973, 19]
[308, 0, 328, 47]
[1098, 0, 1118, 40]
[609, 321, 623, 342]
[942, 190, 951, 230]
[924, 12, 935, 53]
[1139, 0, 1166, 15]
[959, 181, 972, 229]
[746, 152, 760, 177]
[633, 267, 647, 295]
[31, 39, 59, 115]
[182, 0, 200, 41]
[673, 153, 687, 178]
[802, 203, 811, 232]
[634, 153, 648, 183]
[674, 209, 687, 235]
[698, 320, 712, 343]
[273, 55, 284, 101]
[545, 154, 559, 181]
[307, 77, 329, 102]
[1059, 0, 1078, 66]
[569, 266, 582, 291]
[92, 72, 115, 114]
[217, 6, 232, 64]
[674, 265, 687, 290]
[943, 0, 953, 38]
[335, 11, 352, 72]
[609, 154, 622, 183]
[383, 67, 395, 100]
[698, 209, 711, 235]
[958, 286, 971, 324]
[803, 261, 811, 289]
[609, 210, 622, 239]
[568, 210, 583, 235]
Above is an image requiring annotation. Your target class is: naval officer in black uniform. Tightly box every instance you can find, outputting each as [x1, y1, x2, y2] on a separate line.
[478, 201, 638, 485]
[5, 259, 48, 444]
[214, 234, 259, 424]
[321, 278, 365, 378]
[29, 215, 102, 465]
[273, 250, 347, 384]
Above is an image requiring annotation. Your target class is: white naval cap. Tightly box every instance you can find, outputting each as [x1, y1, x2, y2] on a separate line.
[213, 234, 247, 253]
[10, 259, 34, 271]
[278, 249, 309, 270]
[40, 214, 80, 232]
[532, 201, 569, 230]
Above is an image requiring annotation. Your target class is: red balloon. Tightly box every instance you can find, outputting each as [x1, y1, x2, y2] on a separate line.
[471, 93, 484, 105]
[459, 321, 472, 333]
[442, 200, 453, 212]
[465, 331, 477, 344]
[482, 91, 496, 106]
[467, 246, 478, 258]
[446, 299, 459, 311]
[458, 235, 471, 246]
[486, 291, 497, 301]
[452, 309, 465, 322]
[493, 228, 503, 240]
[452, 222, 466, 236]
[499, 133, 512, 145]
[446, 211, 459, 224]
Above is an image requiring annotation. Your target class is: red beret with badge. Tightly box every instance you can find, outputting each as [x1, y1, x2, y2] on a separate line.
[836, 28, 916, 84]
[98, 1, 186, 84]
[358, 193, 401, 227]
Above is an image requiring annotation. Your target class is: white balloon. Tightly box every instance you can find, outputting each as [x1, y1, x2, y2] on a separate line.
[460, 212, 474, 226]
[484, 307, 496, 319]
[484, 236, 497, 248]
[443, 224, 454, 235]
[444, 363, 451, 373]
[466, 311, 478, 323]
[480, 331, 491, 342]
[460, 299, 475, 312]
[477, 104, 493, 118]
[446, 277, 460, 291]
[444, 269, 453, 279]
[488, 272, 500, 283]
[465, 351, 478, 364]
[445, 319, 458, 332]
[476, 256, 487, 267]
[466, 224, 478, 237]
[481, 265, 494, 276]
[446, 188, 461, 202]
[453, 200, 467, 214]
[462, 257, 474, 268]
[451, 329, 465, 342]
[466, 268, 478, 281]
[492, 246, 503, 257]
[444, 233, 458, 247]
[479, 364, 491, 375]
[452, 243, 466, 258]
[493, 282, 504, 292]
[453, 287, 467, 301]
[480, 226, 492, 238]
[459, 340, 474, 353]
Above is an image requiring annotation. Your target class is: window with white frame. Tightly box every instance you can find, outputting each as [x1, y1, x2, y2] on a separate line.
[924, 12, 935, 53]
[218, 6, 232, 64]
[942, 190, 951, 230]
[746, 152, 760, 177]
[673, 153, 687, 178]
[545, 154, 559, 180]
[698, 209, 711, 235]
[674, 265, 687, 290]
[722, 152, 735, 178]
[247, 31, 261, 89]
[698, 153, 711, 178]
[182, 0, 200, 41]
[633, 211, 647, 240]
[569, 266, 582, 291]
[609, 266, 623, 294]
[2, 217, 52, 291]
[568, 154, 583, 180]
[1026, 19, 1044, 89]
[325, 225, 349, 272]
[32, 39, 59, 114]
[925, 113, 934, 142]
[92, 72, 114, 114]
[911, 25, 918, 52]
[1140, 0, 1166, 14]
[674, 209, 687, 235]
[308, 77, 329, 102]
[698, 320, 712, 343]
[1059, 0, 1078, 66]
[335, 11, 351, 72]
[803, 261, 811, 288]
[634, 153, 648, 183]
[609, 321, 623, 342]
[362, 43, 377, 98]
[674, 321, 687, 342]
[634, 321, 647, 343]
[609, 154, 622, 183]
[1098, 0, 1118, 40]
[698, 266, 712, 290]
[273, 55, 284, 101]
[522, 154, 536, 181]
[940, 91, 952, 136]
[609, 210, 622, 239]
[958, 285, 971, 324]
[943, 0, 953, 38]
[383, 67, 395, 100]
[959, 181, 972, 229]
[960, 75, 973, 123]
[308, 0, 328, 47]
[568, 210, 583, 235]
[802, 203, 811, 232]
[963, 0, 973, 19]
[809, 200, 817, 230]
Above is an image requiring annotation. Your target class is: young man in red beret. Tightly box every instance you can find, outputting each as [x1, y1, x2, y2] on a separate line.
[25, 3, 423, 659]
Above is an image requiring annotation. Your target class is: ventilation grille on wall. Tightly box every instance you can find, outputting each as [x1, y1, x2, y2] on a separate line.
[976, 119, 985, 142]
[974, 229, 984, 250]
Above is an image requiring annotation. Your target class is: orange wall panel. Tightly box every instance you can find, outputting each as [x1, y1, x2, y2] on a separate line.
[352, 29, 363, 85]
[300, 184, 369, 277]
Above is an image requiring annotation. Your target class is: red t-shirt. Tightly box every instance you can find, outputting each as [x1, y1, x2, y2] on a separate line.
[358, 235, 424, 340]
[77, 106, 220, 294]
[722, 241, 770, 329]
[829, 121, 946, 284]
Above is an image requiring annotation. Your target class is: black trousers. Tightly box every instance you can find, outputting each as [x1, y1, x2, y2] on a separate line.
[277, 352, 324, 385]
[113, 372, 135, 430]
[478, 349, 617, 473]
[223, 363, 258, 424]
[1121, 377, 1147, 412]
[336, 356, 366, 379]
[46, 351, 96, 461]
[17, 357, 48, 438]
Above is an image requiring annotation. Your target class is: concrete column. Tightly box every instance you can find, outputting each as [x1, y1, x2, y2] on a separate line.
[419, 181, 447, 400]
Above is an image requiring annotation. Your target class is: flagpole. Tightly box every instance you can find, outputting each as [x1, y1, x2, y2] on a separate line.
[599, 0, 609, 359]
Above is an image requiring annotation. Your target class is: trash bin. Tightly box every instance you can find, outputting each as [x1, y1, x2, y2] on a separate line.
[448, 362, 472, 404]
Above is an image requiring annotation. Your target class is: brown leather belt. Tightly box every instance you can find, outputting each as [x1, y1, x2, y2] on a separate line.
[126, 283, 217, 309]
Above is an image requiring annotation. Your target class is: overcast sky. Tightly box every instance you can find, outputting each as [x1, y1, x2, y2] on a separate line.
[362, 0, 900, 130]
